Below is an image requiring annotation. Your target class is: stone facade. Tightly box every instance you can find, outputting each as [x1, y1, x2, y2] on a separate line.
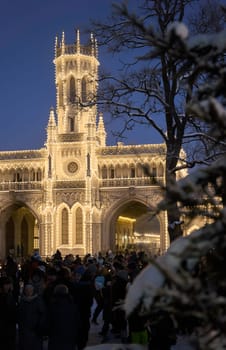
[0, 31, 171, 260]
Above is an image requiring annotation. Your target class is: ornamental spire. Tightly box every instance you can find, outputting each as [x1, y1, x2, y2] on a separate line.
[61, 31, 65, 54]
[97, 113, 106, 146]
[76, 29, 80, 53]
[54, 36, 58, 58]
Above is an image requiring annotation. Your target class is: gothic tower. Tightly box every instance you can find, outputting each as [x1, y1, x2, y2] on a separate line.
[44, 31, 106, 256]
[46, 30, 103, 182]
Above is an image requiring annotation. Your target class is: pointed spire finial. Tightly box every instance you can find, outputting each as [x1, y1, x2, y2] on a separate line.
[62, 31, 65, 44]
[76, 29, 80, 53]
[77, 29, 80, 43]
[54, 36, 58, 58]
[48, 107, 56, 127]
[61, 31, 65, 54]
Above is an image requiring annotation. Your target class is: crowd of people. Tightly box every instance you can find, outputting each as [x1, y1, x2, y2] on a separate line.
[0, 249, 177, 350]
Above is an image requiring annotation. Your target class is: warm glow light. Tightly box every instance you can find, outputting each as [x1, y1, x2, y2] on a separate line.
[118, 216, 136, 223]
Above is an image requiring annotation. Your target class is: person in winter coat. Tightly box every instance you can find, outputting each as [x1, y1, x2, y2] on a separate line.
[0, 276, 17, 350]
[18, 283, 46, 350]
[111, 267, 129, 342]
[47, 283, 80, 350]
[74, 269, 95, 350]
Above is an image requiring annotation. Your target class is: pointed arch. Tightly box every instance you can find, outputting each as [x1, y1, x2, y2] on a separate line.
[61, 207, 69, 244]
[69, 76, 76, 103]
[102, 165, 107, 179]
[81, 76, 88, 102]
[109, 165, 115, 179]
[37, 168, 42, 181]
[129, 164, 136, 178]
[71, 204, 84, 246]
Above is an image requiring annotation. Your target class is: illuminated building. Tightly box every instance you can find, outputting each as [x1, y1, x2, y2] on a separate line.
[0, 31, 171, 260]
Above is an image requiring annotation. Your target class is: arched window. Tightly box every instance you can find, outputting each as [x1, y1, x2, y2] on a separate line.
[130, 166, 135, 178]
[102, 165, 107, 179]
[37, 168, 42, 181]
[152, 166, 157, 177]
[68, 116, 74, 132]
[110, 166, 115, 179]
[81, 77, 88, 102]
[69, 76, 76, 103]
[61, 208, 69, 244]
[75, 208, 83, 244]
[30, 169, 36, 181]
[16, 170, 22, 182]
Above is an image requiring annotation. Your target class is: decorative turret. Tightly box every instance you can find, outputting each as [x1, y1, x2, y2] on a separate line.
[97, 113, 106, 147]
[46, 107, 57, 143]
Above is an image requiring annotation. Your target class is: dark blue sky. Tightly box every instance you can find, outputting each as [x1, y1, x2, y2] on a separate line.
[0, 0, 161, 151]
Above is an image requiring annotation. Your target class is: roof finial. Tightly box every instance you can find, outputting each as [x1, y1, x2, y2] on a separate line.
[76, 29, 80, 53]
[61, 31, 65, 45]
[54, 36, 58, 58]
[61, 31, 65, 54]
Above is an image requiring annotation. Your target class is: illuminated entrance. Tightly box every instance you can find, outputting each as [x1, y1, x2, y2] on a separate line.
[1, 204, 39, 260]
[114, 200, 160, 254]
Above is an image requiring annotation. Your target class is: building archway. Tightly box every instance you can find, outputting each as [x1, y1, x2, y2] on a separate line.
[0, 202, 39, 261]
[103, 199, 163, 254]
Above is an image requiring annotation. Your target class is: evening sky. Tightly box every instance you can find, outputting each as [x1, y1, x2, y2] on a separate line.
[0, 0, 161, 151]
